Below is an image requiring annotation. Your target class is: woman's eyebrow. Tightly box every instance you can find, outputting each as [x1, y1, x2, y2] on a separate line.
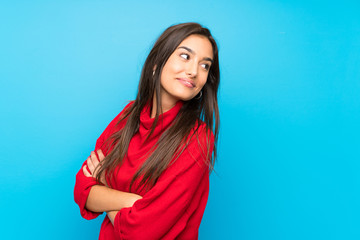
[203, 57, 213, 63]
[178, 46, 213, 63]
[178, 46, 194, 54]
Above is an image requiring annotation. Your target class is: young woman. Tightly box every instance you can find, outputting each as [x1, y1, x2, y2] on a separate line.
[74, 22, 220, 239]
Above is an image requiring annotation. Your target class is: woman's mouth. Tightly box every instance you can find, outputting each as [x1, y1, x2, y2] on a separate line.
[177, 78, 195, 88]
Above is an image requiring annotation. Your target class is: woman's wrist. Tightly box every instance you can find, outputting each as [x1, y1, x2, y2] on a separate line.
[107, 210, 119, 225]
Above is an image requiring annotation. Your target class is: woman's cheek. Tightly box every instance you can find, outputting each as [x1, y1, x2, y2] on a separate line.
[170, 59, 185, 72]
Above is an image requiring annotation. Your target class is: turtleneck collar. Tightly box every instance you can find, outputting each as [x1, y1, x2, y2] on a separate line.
[139, 100, 183, 143]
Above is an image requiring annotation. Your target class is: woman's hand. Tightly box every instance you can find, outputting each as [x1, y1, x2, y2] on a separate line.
[83, 149, 106, 185]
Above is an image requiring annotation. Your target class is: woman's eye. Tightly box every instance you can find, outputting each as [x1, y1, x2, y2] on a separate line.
[180, 53, 190, 60]
[201, 63, 210, 71]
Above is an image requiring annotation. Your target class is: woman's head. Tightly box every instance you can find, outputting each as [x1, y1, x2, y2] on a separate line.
[159, 34, 213, 103]
[137, 22, 220, 111]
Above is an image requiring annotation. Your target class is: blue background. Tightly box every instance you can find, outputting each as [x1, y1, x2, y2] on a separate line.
[1, 1, 359, 239]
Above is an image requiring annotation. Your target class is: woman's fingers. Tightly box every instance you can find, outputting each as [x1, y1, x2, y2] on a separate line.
[83, 165, 91, 177]
[97, 149, 105, 162]
[91, 151, 102, 175]
[84, 150, 105, 178]
[94, 150, 105, 180]
[87, 156, 95, 174]
[90, 151, 100, 165]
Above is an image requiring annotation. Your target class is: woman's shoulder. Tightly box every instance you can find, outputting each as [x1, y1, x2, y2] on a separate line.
[109, 100, 135, 124]
[189, 120, 214, 145]
[179, 120, 215, 165]
[117, 100, 135, 118]
[165, 122, 214, 178]
[99, 101, 135, 137]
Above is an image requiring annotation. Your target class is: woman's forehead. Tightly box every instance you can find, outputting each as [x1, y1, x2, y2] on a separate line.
[176, 35, 213, 58]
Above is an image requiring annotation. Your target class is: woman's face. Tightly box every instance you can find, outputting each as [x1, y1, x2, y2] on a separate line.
[159, 34, 213, 105]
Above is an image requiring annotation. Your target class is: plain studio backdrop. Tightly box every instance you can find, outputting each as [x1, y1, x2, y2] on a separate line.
[0, 1, 359, 239]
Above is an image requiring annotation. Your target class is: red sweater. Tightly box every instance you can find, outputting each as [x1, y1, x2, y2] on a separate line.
[74, 100, 214, 240]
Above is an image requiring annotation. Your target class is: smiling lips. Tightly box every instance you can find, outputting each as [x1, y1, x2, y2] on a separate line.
[177, 78, 196, 88]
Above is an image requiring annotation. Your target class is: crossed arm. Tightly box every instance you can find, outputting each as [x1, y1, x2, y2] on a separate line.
[83, 150, 142, 224]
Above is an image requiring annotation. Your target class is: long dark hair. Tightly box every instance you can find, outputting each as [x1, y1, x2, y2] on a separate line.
[96, 22, 220, 192]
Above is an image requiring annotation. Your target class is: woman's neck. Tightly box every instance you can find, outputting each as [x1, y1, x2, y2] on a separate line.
[150, 92, 178, 119]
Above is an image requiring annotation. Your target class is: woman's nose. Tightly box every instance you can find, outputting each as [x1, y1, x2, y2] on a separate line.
[186, 61, 198, 77]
